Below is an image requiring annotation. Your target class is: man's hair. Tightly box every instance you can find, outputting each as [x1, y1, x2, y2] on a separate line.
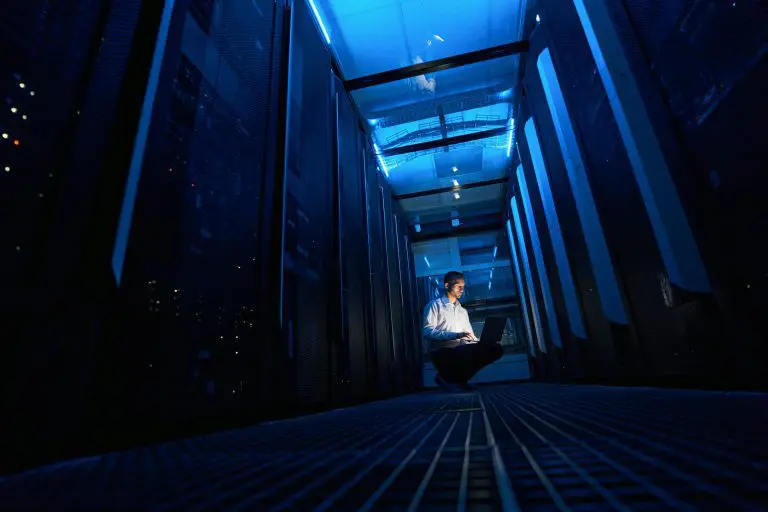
[444, 271, 465, 285]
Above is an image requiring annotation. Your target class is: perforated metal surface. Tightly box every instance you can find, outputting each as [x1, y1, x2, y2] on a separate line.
[1, 384, 766, 511]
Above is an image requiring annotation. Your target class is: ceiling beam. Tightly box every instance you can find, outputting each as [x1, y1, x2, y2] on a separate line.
[395, 177, 508, 200]
[412, 222, 502, 243]
[344, 40, 530, 91]
[415, 259, 512, 278]
[380, 125, 508, 157]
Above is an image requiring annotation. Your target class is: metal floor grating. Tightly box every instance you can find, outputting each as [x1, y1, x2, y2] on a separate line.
[1, 383, 767, 511]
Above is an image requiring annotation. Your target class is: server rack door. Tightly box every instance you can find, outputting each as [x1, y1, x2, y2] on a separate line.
[281, 0, 334, 407]
[359, 135, 379, 398]
[0, 0, 155, 471]
[364, 143, 391, 397]
[336, 89, 368, 399]
[392, 213, 410, 389]
[404, 235, 424, 390]
[370, 177, 394, 396]
[380, 181, 406, 395]
[102, 0, 285, 422]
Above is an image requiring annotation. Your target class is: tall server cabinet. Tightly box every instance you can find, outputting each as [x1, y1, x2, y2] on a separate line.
[101, 0, 287, 425]
[0, 0, 160, 471]
[331, 80, 371, 403]
[279, 0, 335, 408]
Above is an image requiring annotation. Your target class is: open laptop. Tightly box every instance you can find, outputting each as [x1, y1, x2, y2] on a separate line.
[466, 316, 507, 344]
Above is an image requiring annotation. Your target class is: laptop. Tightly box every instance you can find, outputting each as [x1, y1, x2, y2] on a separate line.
[467, 316, 507, 344]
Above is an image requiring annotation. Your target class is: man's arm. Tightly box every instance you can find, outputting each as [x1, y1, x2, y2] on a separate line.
[462, 309, 478, 342]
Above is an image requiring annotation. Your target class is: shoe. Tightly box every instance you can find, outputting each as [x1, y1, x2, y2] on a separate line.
[434, 374, 452, 390]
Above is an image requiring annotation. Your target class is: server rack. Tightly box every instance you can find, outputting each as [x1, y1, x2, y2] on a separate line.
[1, 0, 424, 475]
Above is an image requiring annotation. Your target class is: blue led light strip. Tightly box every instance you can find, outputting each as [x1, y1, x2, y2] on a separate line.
[537, 47, 628, 324]
[307, 0, 330, 44]
[507, 220, 536, 356]
[517, 165, 562, 348]
[112, 0, 177, 285]
[512, 197, 547, 353]
[373, 143, 389, 177]
[570, 2, 710, 293]
[524, 118, 586, 338]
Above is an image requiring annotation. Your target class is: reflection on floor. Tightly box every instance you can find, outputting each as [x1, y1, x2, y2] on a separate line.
[1, 384, 767, 511]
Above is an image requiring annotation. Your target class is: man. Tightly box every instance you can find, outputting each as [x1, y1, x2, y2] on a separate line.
[423, 271, 503, 390]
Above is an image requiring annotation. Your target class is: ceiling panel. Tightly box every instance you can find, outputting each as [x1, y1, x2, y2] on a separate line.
[309, 0, 528, 234]
[314, 0, 527, 80]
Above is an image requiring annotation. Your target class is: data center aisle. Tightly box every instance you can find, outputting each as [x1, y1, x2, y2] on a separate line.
[1, 384, 766, 511]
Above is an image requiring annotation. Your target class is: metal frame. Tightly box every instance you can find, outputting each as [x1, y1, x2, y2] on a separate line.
[394, 177, 508, 200]
[344, 40, 530, 91]
[412, 221, 503, 243]
[380, 126, 509, 157]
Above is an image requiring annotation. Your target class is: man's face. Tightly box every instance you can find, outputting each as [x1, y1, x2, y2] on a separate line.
[445, 279, 465, 299]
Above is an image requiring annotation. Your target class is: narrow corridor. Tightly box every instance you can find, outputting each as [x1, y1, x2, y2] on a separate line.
[1, 384, 766, 511]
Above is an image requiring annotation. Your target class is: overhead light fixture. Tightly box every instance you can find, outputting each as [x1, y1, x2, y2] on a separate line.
[536, 14, 541, 23]
[452, 166, 459, 173]
[452, 179, 459, 187]
[368, 118, 379, 126]
[424, 256, 431, 268]
[453, 192, 460, 200]
[18, 83, 25, 89]
[307, 0, 331, 44]
[451, 218, 460, 227]
[415, 223, 421, 233]
[433, 34, 445, 42]
[373, 143, 390, 178]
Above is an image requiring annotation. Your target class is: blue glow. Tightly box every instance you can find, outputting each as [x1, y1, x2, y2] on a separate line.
[307, 0, 331, 44]
[571, 1, 710, 293]
[517, 165, 562, 348]
[512, 197, 547, 353]
[506, 117, 515, 158]
[507, 220, 536, 356]
[111, 0, 176, 285]
[493, 245, 498, 259]
[424, 256, 431, 268]
[372, 143, 390, 178]
[524, 118, 586, 338]
[415, 223, 421, 233]
[489, 280, 493, 290]
[318, 0, 525, 201]
[316, 0, 526, 80]
[537, 48, 628, 324]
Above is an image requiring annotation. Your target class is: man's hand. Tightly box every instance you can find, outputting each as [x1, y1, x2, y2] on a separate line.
[458, 332, 477, 341]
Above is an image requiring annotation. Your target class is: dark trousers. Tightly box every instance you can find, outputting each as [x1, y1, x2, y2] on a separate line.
[431, 342, 504, 384]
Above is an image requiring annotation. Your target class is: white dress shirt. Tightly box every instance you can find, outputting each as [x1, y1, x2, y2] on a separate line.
[422, 295, 475, 353]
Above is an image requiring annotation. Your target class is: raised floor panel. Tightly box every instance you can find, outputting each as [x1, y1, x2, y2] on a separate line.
[1, 384, 766, 510]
